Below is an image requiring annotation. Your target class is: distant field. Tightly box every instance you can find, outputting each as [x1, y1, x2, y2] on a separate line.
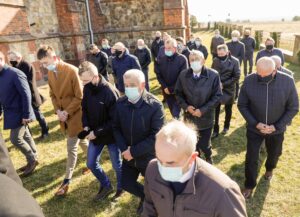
[233, 21, 300, 51]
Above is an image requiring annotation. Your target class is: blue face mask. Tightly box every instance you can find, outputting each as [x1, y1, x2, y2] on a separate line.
[46, 64, 56, 71]
[157, 157, 191, 182]
[191, 61, 202, 72]
[125, 87, 141, 103]
[165, 50, 174, 57]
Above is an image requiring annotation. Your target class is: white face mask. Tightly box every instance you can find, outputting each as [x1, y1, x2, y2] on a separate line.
[232, 37, 238, 42]
[191, 61, 203, 72]
[157, 157, 191, 182]
[138, 45, 144, 50]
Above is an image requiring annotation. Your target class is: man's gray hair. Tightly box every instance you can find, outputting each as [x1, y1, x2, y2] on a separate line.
[270, 55, 282, 67]
[156, 120, 198, 157]
[257, 57, 275, 72]
[7, 51, 22, 58]
[189, 50, 204, 60]
[123, 69, 145, 84]
[165, 38, 177, 48]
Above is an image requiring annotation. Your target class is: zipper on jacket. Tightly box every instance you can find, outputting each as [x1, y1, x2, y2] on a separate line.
[265, 79, 273, 125]
[131, 109, 135, 147]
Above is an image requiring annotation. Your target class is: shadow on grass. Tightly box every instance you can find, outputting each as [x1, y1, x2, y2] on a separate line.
[38, 162, 140, 217]
[211, 123, 247, 164]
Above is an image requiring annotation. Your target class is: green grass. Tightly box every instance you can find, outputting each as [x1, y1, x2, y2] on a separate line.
[1, 30, 300, 217]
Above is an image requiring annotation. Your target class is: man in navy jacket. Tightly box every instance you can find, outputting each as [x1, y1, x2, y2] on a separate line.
[113, 69, 164, 215]
[156, 38, 188, 118]
[112, 42, 141, 94]
[0, 51, 38, 176]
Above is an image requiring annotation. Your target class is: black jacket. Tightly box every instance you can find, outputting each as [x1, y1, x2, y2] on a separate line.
[191, 44, 208, 59]
[238, 71, 299, 135]
[175, 67, 222, 130]
[82, 77, 119, 145]
[87, 51, 108, 77]
[226, 41, 245, 65]
[113, 91, 165, 169]
[134, 47, 152, 70]
[187, 41, 195, 50]
[101, 47, 112, 57]
[241, 36, 256, 57]
[156, 52, 188, 93]
[212, 55, 241, 104]
[181, 48, 191, 65]
[151, 38, 164, 61]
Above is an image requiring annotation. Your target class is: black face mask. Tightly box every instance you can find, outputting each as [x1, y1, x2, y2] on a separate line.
[115, 50, 123, 58]
[85, 81, 99, 93]
[266, 45, 274, 51]
[244, 35, 250, 38]
[218, 55, 227, 61]
[10, 61, 18, 67]
[155, 37, 160, 40]
[257, 73, 274, 83]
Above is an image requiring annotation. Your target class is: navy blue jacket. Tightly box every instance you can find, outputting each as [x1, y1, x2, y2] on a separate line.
[134, 47, 152, 70]
[156, 52, 188, 93]
[113, 91, 165, 169]
[82, 77, 119, 145]
[0, 65, 35, 129]
[238, 72, 299, 134]
[191, 44, 208, 60]
[112, 50, 141, 93]
[256, 48, 285, 65]
[101, 47, 112, 57]
[241, 36, 256, 57]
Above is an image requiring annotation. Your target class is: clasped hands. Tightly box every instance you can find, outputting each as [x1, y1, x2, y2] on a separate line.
[187, 105, 202, 118]
[256, 123, 276, 134]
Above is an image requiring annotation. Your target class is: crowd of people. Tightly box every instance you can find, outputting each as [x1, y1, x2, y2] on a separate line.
[0, 28, 298, 217]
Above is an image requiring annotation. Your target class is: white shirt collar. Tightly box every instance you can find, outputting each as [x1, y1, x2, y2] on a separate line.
[178, 161, 195, 183]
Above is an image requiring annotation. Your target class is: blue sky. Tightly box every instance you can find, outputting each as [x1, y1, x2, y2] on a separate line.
[188, 0, 300, 22]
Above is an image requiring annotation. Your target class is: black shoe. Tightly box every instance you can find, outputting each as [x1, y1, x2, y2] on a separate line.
[222, 128, 229, 135]
[206, 158, 213, 164]
[94, 186, 114, 201]
[38, 133, 49, 140]
[112, 189, 124, 200]
[211, 132, 219, 139]
[136, 199, 144, 216]
[21, 160, 39, 177]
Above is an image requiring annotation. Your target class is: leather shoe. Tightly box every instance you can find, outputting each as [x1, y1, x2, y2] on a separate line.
[21, 160, 38, 177]
[242, 188, 253, 199]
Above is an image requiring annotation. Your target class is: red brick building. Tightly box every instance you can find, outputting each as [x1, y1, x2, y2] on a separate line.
[0, 0, 190, 80]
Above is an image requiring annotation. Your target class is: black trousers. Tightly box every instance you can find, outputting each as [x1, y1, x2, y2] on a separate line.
[121, 160, 146, 199]
[214, 103, 233, 133]
[33, 106, 49, 135]
[243, 54, 254, 77]
[245, 130, 284, 189]
[196, 128, 212, 159]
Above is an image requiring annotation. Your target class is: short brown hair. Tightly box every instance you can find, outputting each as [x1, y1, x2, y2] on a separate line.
[37, 45, 55, 60]
[78, 61, 98, 76]
[176, 37, 185, 44]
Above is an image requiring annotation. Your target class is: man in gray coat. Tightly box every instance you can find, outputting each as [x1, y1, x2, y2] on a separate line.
[238, 57, 299, 199]
[210, 29, 225, 59]
[175, 50, 222, 163]
[142, 121, 247, 217]
[241, 29, 256, 76]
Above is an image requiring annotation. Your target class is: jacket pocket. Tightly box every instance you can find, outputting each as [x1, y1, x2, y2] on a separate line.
[183, 208, 212, 217]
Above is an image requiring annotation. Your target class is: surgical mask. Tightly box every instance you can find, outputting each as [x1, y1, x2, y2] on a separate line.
[191, 61, 202, 72]
[232, 37, 238, 42]
[195, 41, 201, 46]
[165, 50, 174, 57]
[177, 44, 183, 51]
[46, 64, 56, 71]
[115, 50, 123, 58]
[157, 157, 191, 182]
[218, 55, 227, 61]
[215, 34, 220, 38]
[102, 44, 109, 49]
[266, 45, 274, 50]
[138, 45, 144, 50]
[190, 39, 195, 43]
[258, 73, 274, 83]
[125, 87, 141, 103]
[10, 61, 18, 67]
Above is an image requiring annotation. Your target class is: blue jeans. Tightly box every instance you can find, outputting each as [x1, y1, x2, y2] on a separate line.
[87, 142, 122, 190]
